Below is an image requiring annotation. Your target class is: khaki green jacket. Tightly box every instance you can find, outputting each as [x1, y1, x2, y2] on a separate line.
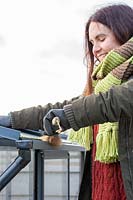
[10, 96, 80, 130]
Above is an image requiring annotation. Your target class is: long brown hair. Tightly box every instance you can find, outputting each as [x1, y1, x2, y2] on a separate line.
[84, 4, 133, 95]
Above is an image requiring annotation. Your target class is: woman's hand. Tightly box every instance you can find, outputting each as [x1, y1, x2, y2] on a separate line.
[43, 109, 71, 136]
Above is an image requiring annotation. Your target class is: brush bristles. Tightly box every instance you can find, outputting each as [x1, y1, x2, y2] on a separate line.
[40, 135, 62, 146]
[48, 136, 62, 146]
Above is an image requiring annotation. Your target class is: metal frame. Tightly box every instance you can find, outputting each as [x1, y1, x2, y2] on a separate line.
[0, 149, 31, 191]
[0, 126, 85, 200]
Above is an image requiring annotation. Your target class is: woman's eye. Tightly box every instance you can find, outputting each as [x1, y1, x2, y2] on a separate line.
[99, 37, 105, 41]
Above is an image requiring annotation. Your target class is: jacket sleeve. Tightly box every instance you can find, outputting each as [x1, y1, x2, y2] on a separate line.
[10, 96, 80, 130]
[64, 80, 133, 130]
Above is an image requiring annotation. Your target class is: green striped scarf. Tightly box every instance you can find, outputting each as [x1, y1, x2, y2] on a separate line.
[68, 37, 133, 163]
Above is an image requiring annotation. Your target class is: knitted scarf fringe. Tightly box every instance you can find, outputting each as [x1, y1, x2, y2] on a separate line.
[68, 126, 93, 151]
[95, 123, 119, 163]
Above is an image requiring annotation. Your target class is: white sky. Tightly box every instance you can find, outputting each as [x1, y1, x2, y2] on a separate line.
[0, 0, 132, 114]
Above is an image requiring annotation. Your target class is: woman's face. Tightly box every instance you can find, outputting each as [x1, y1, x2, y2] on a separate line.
[89, 22, 121, 62]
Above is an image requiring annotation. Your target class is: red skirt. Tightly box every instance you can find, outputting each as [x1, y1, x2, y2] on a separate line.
[92, 125, 126, 200]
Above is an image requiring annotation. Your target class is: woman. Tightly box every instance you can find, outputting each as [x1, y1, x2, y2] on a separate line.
[67, 4, 133, 200]
[0, 4, 133, 200]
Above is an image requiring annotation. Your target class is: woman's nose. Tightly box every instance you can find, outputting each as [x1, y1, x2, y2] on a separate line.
[93, 43, 101, 57]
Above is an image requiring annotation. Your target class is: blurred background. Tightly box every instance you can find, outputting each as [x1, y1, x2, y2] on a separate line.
[0, 0, 132, 114]
[0, 1, 132, 199]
